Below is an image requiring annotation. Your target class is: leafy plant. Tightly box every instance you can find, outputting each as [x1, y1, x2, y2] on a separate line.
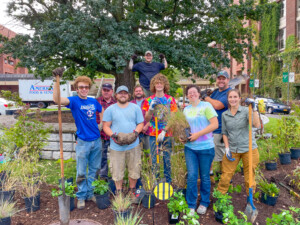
[167, 191, 188, 217]
[51, 181, 76, 198]
[266, 207, 300, 225]
[287, 166, 300, 191]
[258, 177, 279, 197]
[276, 117, 298, 153]
[114, 210, 143, 225]
[212, 189, 234, 214]
[141, 150, 156, 192]
[178, 208, 200, 225]
[265, 138, 277, 162]
[227, 184, 242, 194]
[112, 193, 131, 212]
[167, 111, 190, 143]
[92, 179, 109, 195]
[0, 200, 18, 218]
[171, 152, 187, 189]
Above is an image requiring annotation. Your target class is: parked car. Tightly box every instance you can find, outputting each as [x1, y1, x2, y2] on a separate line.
[255, 97, 291, 114]
[0, 98, 20, 115]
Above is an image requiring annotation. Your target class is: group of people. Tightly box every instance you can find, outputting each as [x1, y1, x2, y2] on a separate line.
[53, 51, 261, 217]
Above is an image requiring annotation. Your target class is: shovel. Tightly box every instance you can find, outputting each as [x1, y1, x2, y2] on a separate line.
[244, 103, 258, 223]
[54, 70, 70, 225]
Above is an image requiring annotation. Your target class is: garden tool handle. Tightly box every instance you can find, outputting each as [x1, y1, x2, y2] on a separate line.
[155, 117, 159, 163]
[249, 104, 253, 188]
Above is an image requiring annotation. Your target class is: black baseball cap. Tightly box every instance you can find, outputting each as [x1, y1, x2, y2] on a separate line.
[102, 83, 113, 90]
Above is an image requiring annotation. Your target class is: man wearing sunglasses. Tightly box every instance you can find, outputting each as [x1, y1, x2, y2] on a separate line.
[53, 74, 103, 210]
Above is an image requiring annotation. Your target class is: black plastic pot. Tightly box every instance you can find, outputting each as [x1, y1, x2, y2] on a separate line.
[260, 192, 278, 206]
[108, 179, 116, 195]
[290, 148, 300, 160]
[214, 211, 224, 224]
[278, 153, 291, 165]
[70, 197, 75, 211]
[265, 161, 277, 171]
[240, 167, 244, 175]
[59, 177, 74, 185]
[95, 191, 110, 209]
[0, 190, 15, 202]
[168, 212, 180, 224]
[142, 193, 156, 209]
[113, 209, 131, 221]
[0, 216, 11, 225]
[24, 193, 40, 212]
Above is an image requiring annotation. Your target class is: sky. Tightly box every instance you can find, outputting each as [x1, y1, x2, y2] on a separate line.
[0, 0, 31, 35]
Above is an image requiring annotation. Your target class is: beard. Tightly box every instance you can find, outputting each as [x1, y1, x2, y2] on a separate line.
[135, 94, 143, 99]
[117, 96, 129, 104]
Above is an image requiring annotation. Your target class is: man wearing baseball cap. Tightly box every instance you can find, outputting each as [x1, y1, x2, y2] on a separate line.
[129, 50, 168, 97]
[96, 83, 116, 180]
[202, 70, 231, 177]
[103, 85, 144, 203]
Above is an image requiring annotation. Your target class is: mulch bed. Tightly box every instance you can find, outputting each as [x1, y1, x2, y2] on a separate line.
[11, 160, 299, 225]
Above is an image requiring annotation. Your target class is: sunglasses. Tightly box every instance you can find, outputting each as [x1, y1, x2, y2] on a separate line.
[78, 86, 90, 90]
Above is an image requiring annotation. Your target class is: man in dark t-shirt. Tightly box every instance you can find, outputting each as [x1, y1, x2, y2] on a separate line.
[129, 51, 168, 97]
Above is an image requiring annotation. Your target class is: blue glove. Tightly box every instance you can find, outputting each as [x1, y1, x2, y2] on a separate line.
[245, 98, 256, 111]
[225, 148, 235, 161]
[149, 99, 159, 111]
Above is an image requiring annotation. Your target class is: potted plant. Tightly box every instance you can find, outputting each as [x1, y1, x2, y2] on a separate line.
[212, 189, 234, 224]
[266, 207, 300, 225]
[141, 168, 156, 209]
[0, 175, 17, 202]
[276, 117, 296, 164]
[258, 177, 279, 206]
[167, 111, 191, 143]
[167, 191, 188, 224]
[264, 139, 277, 171]
[51, 181, 76, 211]
[290, 104, 300, 160]
[92, 179, 110, 209]
[111, 193, 132, 221]
[171, 151, 187, 195]
[0, 200, 18, 225]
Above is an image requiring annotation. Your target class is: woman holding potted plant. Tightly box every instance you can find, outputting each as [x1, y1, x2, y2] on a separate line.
[181, 84, 218, 215]
[217, 89, 260, 202]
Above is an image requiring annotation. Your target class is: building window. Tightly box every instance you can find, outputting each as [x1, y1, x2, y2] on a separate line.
[8, 60, 14, 65]
[278, 28, 285, 50]
[4, 59, 8, 64]
[280, 0, 285, 18]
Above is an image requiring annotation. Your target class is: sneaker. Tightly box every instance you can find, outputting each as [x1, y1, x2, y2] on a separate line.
[77, 199, 85, 209]
[197, 205, 207, 215]
[87, 195, 96, 203]
[129, 188, 139, 204]
[188, 208, 195, 217]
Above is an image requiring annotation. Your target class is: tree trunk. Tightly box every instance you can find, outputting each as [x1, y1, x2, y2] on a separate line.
[114, 64, 136, 94]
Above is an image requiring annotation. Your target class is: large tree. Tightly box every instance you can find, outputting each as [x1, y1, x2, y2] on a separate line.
[1, 0, 267, 91]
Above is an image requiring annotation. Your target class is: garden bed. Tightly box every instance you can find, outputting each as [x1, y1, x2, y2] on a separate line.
[11, 160, 299, 225]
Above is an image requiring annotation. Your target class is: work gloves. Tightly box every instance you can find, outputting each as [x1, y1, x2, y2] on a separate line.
[52, 67, 65, 78]
[149, 99, 159, 111]
[225, 147, 235, 161]
[245, 98, 257, 111]
[159, 53, 165, 62]
[98, 122, 103, 131]
[157, 130, 166, 143]
[131, 54, 138, 60]
[111, 131, 139, 146]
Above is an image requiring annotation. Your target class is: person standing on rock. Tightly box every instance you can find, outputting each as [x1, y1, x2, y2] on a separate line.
[129, 51, 168, 97]
[96, 83, 116, 181]
[53, 70, 103, 210]
[103, 85, 144, 203]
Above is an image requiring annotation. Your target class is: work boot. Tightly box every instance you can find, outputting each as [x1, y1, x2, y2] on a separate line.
[87, 195, 96, 203]
[77, 199, 85, 210]
[129, 188, 139, 204]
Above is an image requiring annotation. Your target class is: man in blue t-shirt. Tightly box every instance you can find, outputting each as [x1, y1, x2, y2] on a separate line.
[103, 85, 144, 203]
[202, 70, 231, 174]
[129, 51, 168, 97]
[53, 73, 103, 210]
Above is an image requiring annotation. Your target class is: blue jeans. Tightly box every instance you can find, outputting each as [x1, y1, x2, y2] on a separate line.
[99, 139, 110, 178]
[76, 138, 102, 200]
[184, 146, 215, 208]
[149, 136, 172, 183]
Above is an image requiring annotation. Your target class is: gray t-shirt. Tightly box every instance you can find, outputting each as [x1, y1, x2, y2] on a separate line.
[103, 103, 144, 151]
[221, 106, 257, 153]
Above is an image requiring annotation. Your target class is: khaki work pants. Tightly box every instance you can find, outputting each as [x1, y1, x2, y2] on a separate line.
[217, 148, 259, 196]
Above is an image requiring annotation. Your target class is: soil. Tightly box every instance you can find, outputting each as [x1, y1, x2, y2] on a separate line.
[11, 160, 299, 225]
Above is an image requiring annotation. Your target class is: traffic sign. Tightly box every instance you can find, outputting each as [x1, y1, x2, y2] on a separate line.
[283, 72, 289, 83]
[289, 72, 295, 83]
[254, 79, 259, 88]
[249, 80, 254, 87]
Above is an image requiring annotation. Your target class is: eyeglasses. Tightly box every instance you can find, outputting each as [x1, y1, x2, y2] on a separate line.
[78, 86, 90, 90]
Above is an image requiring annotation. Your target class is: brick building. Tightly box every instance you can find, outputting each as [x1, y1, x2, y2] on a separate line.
[0, 25, 28, 74]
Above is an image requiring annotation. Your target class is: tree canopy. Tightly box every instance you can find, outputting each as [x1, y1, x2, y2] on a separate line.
[1, 0, 268, 91]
